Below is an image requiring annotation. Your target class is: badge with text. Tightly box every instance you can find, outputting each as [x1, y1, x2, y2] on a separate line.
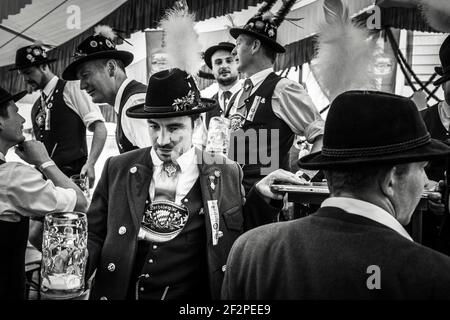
[140, 200, 189, 243]
[246, 95, 263, 122]
[207, 200, 220, 246]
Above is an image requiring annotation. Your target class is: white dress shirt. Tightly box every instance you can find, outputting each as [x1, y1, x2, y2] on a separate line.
[114, 78, 151, 148]
[229, 68, 324, 143]
[217, 80, 242, 112]
[438, 101, 450, 131]
[0, 152, 76, 222]
[321, 197, 413, 241]
[149, 147, 199, 205]
[42, 76, 105, 130]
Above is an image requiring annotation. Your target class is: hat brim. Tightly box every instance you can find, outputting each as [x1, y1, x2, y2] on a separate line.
[0, 90, 27, 107]
[297, 139, 450, 170]
[126, 98, 217, 119]
[62, 51, 134, 80]
[9, 59, 57, 71]
[229, 27, 285, 53]
[204, 44, 235, 69]
[433, 74, 450, 86]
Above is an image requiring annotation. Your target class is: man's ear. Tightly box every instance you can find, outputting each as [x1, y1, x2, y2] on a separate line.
[106, 60, 116, 76]
[380, 166, 396, 198]
[252, 39, 261, 55]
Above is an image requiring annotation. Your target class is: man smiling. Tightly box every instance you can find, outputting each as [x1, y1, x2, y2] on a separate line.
[63, 25, 151, 153]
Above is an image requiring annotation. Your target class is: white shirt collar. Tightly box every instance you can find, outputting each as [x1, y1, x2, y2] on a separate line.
[218, 80, 242, 99]
[247, 67, 273, 88]
[321, 197, 413, 241]
[150, 146, 196, 173]
[0, 152, 5, 162]
[114, 78, 132, 113]
[42, 75, 59, 97]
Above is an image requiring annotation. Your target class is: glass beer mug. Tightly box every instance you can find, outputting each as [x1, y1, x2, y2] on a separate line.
[205, 116, 231, 156]
[70, 174, 90, 199]
[40, 212, 88, 299]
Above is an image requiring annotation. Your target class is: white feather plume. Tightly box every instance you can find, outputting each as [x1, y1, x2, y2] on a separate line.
[94, 25, 117, 40]
[310, 20, 378, 102]
[159, 8, 202, 75]
[418, 0, 450, 32]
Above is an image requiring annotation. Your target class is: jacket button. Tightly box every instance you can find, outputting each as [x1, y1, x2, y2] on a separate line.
[130, 166, 137, 173]
[152, 245, 158, 250]
[100, 296, 107, 300]
[222, 265, 226, 272]
[184, 198, 189, 203]
[148, 259, 154, 264]
[118, 226, 126, 235]
[107, 263, 115, 272]
[217, 231, 223, 238]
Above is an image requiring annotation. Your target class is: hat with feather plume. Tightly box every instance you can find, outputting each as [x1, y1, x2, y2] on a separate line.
[62, 25, 134, 80]
[229, 0, 297, 53]
[10, 41, 57, 71]
[126, 2, 215, 119]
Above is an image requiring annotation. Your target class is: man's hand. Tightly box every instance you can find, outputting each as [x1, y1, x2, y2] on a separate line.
[14, 140, 51, 167]
[80, 163, 95, 189]
[255, 169, 309, 203]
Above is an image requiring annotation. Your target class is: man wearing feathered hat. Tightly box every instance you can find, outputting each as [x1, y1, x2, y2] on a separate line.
[11, 43, 107, 187]
[84, 7, 303, 300]
[202, 42, 241, 129]
[226, 0, 325, 193]
[223, 90, 450, 299]
[63, 25, 151, 154]
[420, 34, 450, 255]
[0, 86, 88, 299]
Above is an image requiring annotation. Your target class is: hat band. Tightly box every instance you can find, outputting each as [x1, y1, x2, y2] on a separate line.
[322, 134, 431, 158]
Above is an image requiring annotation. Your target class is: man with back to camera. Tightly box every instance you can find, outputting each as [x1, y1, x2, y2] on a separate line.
[222, 90, 450, 299]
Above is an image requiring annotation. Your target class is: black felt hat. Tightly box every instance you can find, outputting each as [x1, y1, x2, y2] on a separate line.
[10, 44, 57, 71]
[203, 42, 235, 69]
[127, 68, 216, 119]
[434, 35, 450, 86]
[62, 26, 134, 80]
[298, 90, 450, 170]
[229, 0, 296, 53]
[0, 87, 27, 107]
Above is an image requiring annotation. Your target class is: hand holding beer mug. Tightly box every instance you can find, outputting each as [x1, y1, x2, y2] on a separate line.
[70, 174, 90, 199]
[40, 212, 88, 299]
[205, 116, 231, 156]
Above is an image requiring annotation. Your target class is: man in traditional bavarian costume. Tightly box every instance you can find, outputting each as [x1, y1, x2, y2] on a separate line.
[222, 91, 450, 299]
[85, 66, 303, 300]
[11, 43, 107, 187]
[203, 42, 241, 129]
[63, 25, 151, 154]
[0, 87, 88, 299]
[227, 0, 324, 193]
[420, 34, 450, 255]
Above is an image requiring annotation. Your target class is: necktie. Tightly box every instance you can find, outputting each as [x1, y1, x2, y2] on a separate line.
[153, 162, 181, 202]
[236, 78, 253, 113]
[222, 90, 232, 112]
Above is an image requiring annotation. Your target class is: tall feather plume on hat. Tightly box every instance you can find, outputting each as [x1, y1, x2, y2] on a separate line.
[159, 1, 203, 76]
[258, 0, 299, 27]
[418, 0, 450, 32]
[94, 25, 117, 40]
[310, 0, 377, 102]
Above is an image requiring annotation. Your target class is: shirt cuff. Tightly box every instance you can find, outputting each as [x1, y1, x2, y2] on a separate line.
[304, 119, 325, 144]
[83, 111, 105, 130]
[54, 187, 77, 212]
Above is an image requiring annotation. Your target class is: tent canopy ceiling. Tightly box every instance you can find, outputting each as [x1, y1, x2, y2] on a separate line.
[0, 0, 262, 90]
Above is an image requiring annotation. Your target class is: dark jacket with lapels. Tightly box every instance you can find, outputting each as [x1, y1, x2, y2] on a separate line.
[86, 147, 280, 300]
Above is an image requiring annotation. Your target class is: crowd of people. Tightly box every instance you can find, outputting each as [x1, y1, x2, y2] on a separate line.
[2, 0, 450, 300]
